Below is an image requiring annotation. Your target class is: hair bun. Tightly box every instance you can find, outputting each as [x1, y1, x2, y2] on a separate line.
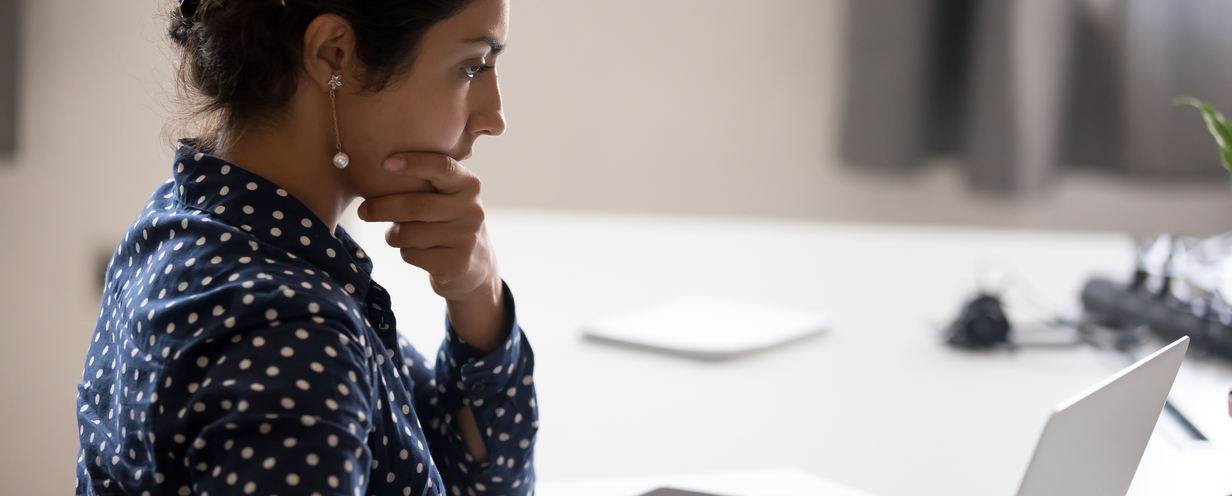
[168, 11, 194, 47]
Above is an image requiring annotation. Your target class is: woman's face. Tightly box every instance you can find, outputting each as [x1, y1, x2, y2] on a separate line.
[338, 0, 509, 198]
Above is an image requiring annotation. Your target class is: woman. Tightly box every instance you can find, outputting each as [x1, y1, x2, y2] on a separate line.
[74, 0, 536, 495]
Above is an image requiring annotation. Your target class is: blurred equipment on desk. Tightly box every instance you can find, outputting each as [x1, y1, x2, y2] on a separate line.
[1082, 233, 1232, 360]
[944, 266, 1148, 351]
[945, 231, 1232, 360]
[945, 293, 1012, 349]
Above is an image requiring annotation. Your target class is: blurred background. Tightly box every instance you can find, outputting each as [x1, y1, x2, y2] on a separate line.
[3, 0, 1232, 493]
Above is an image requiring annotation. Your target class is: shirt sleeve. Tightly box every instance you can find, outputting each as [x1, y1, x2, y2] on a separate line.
[402, 280, 538, 495]
[171, 316, 376, 496]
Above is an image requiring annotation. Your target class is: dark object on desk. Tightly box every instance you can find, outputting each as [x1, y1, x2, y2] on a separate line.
[945, 293, 1011, 349]
[943, 286, 1146, 351]
[1081, 277, 1232, 359]
[638, 489, 728, 496]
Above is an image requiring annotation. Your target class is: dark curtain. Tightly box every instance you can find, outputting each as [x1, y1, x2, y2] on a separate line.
[842, 0, 1232, 193]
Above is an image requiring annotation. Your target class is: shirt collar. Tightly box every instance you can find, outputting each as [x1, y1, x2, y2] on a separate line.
[172, 141, 374, 301]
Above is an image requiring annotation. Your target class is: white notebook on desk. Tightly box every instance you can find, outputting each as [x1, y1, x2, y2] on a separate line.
[535, 467, 877, 496]
[583, 295, 829, 360]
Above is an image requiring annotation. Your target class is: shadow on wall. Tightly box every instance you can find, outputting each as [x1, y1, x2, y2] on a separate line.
[0, 0, 19, 159]
[842, 0, 1232, 194]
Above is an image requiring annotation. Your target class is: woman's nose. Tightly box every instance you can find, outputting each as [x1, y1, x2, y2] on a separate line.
[480, 107, 506, 137]
[471, 79, 506, 137]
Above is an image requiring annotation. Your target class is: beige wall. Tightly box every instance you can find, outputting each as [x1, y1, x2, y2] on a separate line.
[2, 0, 1231, 493]
[1, 1, 178, 493]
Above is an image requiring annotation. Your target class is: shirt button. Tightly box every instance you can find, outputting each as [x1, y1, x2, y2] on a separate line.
[470, 382, 486, 394]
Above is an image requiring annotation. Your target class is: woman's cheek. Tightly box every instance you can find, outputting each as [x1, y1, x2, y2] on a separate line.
[426, 106, 473, 151]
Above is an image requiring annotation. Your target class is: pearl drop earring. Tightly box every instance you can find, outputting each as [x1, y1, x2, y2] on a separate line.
[328, 74, 349, 169]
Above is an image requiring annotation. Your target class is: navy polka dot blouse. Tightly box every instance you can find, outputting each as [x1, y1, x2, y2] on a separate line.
[76, 143, 538, 496]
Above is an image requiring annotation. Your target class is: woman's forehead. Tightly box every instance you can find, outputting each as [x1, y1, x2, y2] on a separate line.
[422, 0, 509, 53]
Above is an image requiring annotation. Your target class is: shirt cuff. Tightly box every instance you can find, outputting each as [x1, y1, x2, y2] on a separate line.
[437, 280, 526, 411]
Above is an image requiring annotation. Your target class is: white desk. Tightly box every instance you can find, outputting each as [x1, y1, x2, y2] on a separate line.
[345, 209, 1232, 496]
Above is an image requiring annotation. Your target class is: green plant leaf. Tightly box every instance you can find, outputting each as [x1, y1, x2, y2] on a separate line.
[1175, 96, 1232, 172]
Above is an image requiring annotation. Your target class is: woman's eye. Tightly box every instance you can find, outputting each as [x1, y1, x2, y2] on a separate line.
[464, 65, 494, 78]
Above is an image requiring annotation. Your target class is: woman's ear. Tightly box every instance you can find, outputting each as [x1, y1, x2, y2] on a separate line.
[302, 14, 355, 92]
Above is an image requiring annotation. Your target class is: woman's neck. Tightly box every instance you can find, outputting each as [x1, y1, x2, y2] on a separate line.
[218, 93, 355, 234]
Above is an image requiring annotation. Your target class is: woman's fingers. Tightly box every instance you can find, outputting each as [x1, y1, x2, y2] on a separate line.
[398, 246, 480, 288]
[381, 152, 480, 195]
[359, 191, 483, 225]
[359, 193, 445, 223]
[385, 221, 477, 250]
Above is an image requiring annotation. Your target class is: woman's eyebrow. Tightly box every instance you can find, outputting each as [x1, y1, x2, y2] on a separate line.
[462, 35, 505, 56]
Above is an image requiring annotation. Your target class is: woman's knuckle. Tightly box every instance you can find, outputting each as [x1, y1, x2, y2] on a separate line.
[467, 206, 485, 227]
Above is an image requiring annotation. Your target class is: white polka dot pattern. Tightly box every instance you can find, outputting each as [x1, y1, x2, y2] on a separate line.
[75, 143, 538, 496]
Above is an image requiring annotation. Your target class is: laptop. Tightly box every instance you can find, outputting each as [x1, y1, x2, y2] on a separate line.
[1017, 336, 1190, 496]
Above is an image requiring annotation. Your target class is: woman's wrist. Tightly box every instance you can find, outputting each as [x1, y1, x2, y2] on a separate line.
[445, 275, 507, 354]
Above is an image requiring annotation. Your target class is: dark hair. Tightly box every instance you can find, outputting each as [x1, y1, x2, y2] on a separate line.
[167, 0, 477, 153]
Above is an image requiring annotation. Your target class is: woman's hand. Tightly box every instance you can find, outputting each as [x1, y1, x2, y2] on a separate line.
[356, 152, 507, 353]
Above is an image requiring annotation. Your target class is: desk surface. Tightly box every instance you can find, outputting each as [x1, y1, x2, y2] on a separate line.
[344, 209, 1232, 496]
